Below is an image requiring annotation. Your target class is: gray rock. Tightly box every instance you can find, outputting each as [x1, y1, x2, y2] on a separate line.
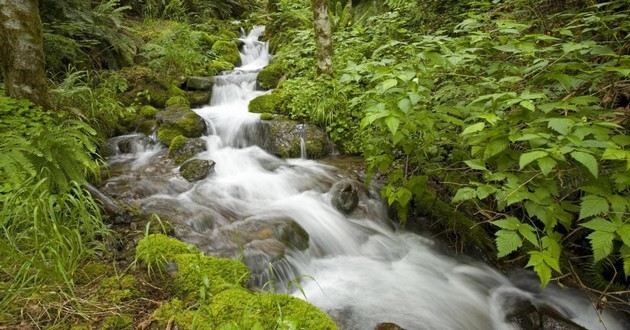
[331, 179, 360, 214]
[375, 323, 405, 330]
[262, 119, 332, 159]
[187, 90, 211, 107]
[185, 76, 213, 91]
[180, 159, 214, 182]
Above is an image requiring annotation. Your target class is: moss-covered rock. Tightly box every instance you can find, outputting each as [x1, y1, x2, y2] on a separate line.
[260, 112, 273, 121]
[156, 104, 207, 146]
[139, 105, 158, 118]
[207, 60, 234, 76]
[171, 253, 250, 299]
[265, 119, 332, 159]
[249, 91, 283, 114]
[186, 91, 211, 107]
[118, 66, 171, 108]
[136, 234, 199, 271]
[100, 314, 133, 330]
[138, 119, 157, 136]
[180, 159, 214, 182]
[168, 136, 207, 164]
[257, 62, 284, 90]
[98, 275, 139, 304]
[212, 40, 240, 66]
[166, 95, 191, 107]
[185, 76, 213, 91]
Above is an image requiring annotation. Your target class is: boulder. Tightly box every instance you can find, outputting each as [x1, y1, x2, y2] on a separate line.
[103, 134, 152, 157]
[249, 90, 283, 114]
[375, 323, 405, 330]
[187, 90, 211, 107]
[330, 179, 360, 214]
[168, 136, 207, 164]
[221, 217, 309, 251]
[504, 296, 586, 330]
[257, 61, 285, 90]
[263, 119, 331, 159]
[118, 66, 172, 108]
[180, 159, 214, 182]
[156, 104, 207, 146]
[185, 76, 213, 91]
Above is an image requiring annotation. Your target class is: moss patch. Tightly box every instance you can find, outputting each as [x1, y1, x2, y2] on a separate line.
[166, 96, 191, 107]
[136, 234, 199, 271]
[257, 62, 284, 90]
[212, 40, 240, 66]
[98, 275, 139, 304]
[249, 91, 283, 114]
[171, 253, 250, 299]
[157, 126, 182, 146]
[207, 60, 235, 76]
[100, 314, 133, 330]
[260, 113, 273, 121]
[139, 105, 158, 118]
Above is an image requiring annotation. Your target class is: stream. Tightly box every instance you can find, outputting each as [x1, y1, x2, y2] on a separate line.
[103, 27, 627, 330]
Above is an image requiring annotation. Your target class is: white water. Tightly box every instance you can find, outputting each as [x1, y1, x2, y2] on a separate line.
[116, 28, 626, 329]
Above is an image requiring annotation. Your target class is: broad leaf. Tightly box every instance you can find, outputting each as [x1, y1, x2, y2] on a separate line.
[496, 229, 522, 258]
[571, 151, 598, 178]
[579, 195, 609, 220]
[519, 151, 548, 169]
[587, 231, 615, 261]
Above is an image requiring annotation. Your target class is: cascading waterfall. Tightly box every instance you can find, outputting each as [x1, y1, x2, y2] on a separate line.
[107, 27, 627, 330]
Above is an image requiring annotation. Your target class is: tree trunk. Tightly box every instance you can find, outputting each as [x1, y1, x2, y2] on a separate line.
[0, 0, 49, 107]
[311, 0, 333, 75]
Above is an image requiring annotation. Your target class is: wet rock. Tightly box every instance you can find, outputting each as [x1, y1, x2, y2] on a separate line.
[180, 159, 214, 182]
[156, 104, 207, 146]
[375, 323, 405, 330]
[168, 136, 207, 164]
[331, 179, 360, 214]
[103, 134, 152, 157]
[185, 76, 213, 91]
[187, 90, 211, 107]
[223, 216, 310, 251]
[140, 197, 196, 224]
[262, 119, 332, 159]
[505, 296, 586, 330]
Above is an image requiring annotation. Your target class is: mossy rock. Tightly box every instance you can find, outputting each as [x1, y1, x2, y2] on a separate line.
[207, 60, 234, 76]
[180, 159, 214, 182]
[212, 40, 240, 66]
[171, 253, 250, 299]
[138, 119, 157, 136]
[186, 91, 211, 107]
[136, 234, 199, 271]
[156, 105, 207, 146]
[168, 84, 187, 97]
[118, 66, 171, 108]
[100, 314, 133, 330]
[266, 120, 331, 159]
[257, 62, 285, 90]
[260, 112, 273, 121]
[139, 105, 158, 118]
[168, 136, 207, 164]
[157, 126, 182, 146]
[185, 76, 213, 91]
[249, 91, 283, 114]
[166, 95, 191, 107]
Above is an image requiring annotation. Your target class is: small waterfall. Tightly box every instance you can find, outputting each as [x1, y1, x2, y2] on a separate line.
[297, 124, 307, 159]
[105, 27, 627, 330]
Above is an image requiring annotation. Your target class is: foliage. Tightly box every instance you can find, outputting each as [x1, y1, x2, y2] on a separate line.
[124, 0, 257, 21]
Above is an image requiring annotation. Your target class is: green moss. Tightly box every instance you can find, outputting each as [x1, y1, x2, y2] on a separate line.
[101, 315, 133, 330]
[260, 113, 273, 121]
[152, 299, 212, 330]
[249, 92, 283, 114]
[98, 275, 139, 303]
[135, 234, 199, 271]
[212, 40, 241, 66]
[175, 112, 206, 136]
[168, 84, 187, 98]
[257, 62, 284, 90]
[76, 262, 109, 285]
[119, 66, 171, 107]
[207, 60, 235, 76]
[166, 96, 191, 107]
[139, 105, 158, 118]
[168, 136, 206, 164]
[157, 126, 182, 146]
[138, 119, 157, 135]
[169, 135, 187, 154]
[171, 253, 250, 299]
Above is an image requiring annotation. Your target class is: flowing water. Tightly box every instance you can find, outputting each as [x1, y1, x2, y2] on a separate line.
[105, 27, 627, 330]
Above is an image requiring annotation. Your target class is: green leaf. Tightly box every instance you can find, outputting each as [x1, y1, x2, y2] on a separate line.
[452, 187, 476, 203]
[579, 195, 609, 220]
[381, 79, 398, 91]
[461, 122, 485, 136]
[537, 157, 557, 176]
[520, 100, 535, 111]
[617, 224, 630, 246]
[587, 231, 615, 262]
[620, 245, 630, 277]
[464, 159, 487, 171]
[496, 229, 522, 258]
[547, 118, 574, 135]
[602, 148, 626, 161]
[493, 217, 520, 230]
[385, 116, 400, 136]
[519, 151, 548, 169]
[571, 151, 598, 178]
[484, 139, 508, 159]
[518, 224, 539, 247]
[580, 217, 618, 233]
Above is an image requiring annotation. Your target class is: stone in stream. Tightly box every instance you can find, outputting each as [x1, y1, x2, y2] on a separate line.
[375, 323, 406, 330]
[156, 102, 207, 146]
[180, 159, 214, 182]
[504, 295, 587, 330]
[262, 118, 332, 159]
[168, 136, 207, 164]
[186, 90, 211, 107]
[330, 179, 361, 214]
[185, 76, 213, 91]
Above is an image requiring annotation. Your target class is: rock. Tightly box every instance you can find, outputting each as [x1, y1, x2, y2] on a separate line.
[331, 179, 360, 214]
[222, 216, 310, 251]
[505, 296, 587, 330]
[249, 90, 284, 114]
[185, 76, 213, 91]
[263, 119, 331, 159]
[257, 61, 285, 90]
[103, 134, 152, 157]
[180, 159, 214, 182]
[187, 90, 211, 107]
[375, 323, 405, 330]
[156, 104, 207, 146]
[118, 66, 172, 108]
[168, 136, 207, 164]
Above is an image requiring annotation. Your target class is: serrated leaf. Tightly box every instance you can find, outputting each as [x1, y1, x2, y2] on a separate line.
[533, 261, 552, 287]
[452, 187, 476, 203]
[537, 157, 557, 176]
[484, 139, 508, 159]
[602, 148, 626, 160]
[496, 229, 522, 258]
[571, 151, 598, 178]
[461, 122, 485, 136]
[385, 116, 400, 136]
[493, 217, 520, 230]
[464, 159, 487, 171]
[579, 195, 609, 220]
[476, 185, 496, 199]
[621, 245, 630, 278]
[547, 118, 574, 135]
[520, 100, 535, 111]
[518, 224, 539, 247]
[519, 151, 548, 169]
[580, 217, 618, 233]
[617, 224, 630, 246]
[587, 231, 615, 262]
[381, 79, 398, 91]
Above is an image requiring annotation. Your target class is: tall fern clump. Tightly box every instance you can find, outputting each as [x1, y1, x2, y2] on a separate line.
[0, 94, 107, 323]
[345, 0, 630, 298]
